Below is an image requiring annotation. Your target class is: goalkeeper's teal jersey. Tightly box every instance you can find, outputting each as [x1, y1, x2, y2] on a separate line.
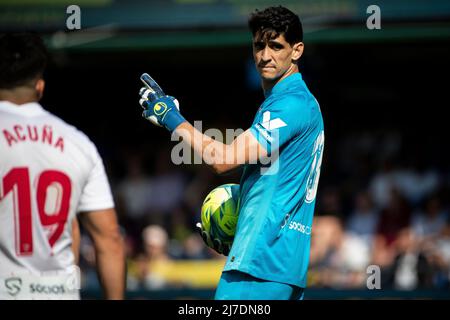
[223, 72, 324, 288]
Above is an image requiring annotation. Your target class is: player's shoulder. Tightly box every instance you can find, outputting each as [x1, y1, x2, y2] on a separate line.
[267, 87, 320, 132]
[43, 109, 99, 153]
[267, 90, 311, 117]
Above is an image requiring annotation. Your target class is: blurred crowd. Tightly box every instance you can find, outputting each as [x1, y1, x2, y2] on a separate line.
[77, 129, 450, 292]
[309, 130, 450, 290]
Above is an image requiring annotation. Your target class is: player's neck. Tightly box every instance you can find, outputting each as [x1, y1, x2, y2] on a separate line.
[0, 87, 39, 105]
[262, 64, 299, 92]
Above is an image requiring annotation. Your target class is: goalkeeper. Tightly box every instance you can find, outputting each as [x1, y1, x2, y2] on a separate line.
[138, 6, 324, 300]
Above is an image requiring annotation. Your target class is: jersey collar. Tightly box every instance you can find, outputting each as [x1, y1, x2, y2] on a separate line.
[0, 100, 45, 117]
[264, 72, 302, 98]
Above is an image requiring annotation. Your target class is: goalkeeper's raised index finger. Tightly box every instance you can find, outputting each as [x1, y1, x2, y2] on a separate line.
[140, 73, 165, 97]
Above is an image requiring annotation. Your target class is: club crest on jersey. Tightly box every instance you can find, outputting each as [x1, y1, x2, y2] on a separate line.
[154, 102, 167, 115]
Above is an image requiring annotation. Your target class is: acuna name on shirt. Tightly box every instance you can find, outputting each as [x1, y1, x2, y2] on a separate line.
[2, 124, 64, 152]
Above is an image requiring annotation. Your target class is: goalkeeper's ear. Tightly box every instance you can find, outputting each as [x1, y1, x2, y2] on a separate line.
[291, 41, 304, 63]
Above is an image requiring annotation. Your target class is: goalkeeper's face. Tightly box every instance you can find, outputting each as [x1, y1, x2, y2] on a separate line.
[252, 31, 303, 83]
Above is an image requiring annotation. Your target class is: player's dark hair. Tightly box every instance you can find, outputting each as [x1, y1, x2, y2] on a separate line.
[248, 6, 303, 45]
[0, 33, 48, 89]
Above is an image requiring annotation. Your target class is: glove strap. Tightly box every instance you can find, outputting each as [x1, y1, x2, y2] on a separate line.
[164, 109, 186, 132]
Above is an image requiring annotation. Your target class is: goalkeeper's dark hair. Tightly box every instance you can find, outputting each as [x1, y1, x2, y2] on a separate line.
[248, 6, 303, 45]
[0, 33, 48, 89]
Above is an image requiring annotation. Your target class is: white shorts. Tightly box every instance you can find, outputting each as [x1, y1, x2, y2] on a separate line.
[0, 269, 80, 300]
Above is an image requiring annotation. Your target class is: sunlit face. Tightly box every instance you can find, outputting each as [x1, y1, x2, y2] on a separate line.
[252, 31, 303, 84]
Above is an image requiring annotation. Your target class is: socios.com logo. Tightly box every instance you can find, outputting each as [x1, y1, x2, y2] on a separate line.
[5, 277, 22, 296]
[154, 102, 167, 115]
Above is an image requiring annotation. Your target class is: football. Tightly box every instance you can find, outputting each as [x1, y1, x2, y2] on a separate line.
[201, 183, 240, 245]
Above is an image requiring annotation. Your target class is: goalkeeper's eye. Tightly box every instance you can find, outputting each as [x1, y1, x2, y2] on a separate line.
[254, 42, 265, 51]
[270, 43, 284, 51]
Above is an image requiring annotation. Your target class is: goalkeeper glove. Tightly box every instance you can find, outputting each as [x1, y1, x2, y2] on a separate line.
[139, 73, 186, 132]
[196, 222, 231, 256]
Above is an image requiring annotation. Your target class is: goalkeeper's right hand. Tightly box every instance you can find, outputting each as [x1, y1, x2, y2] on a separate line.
[196, 222, 231, 256]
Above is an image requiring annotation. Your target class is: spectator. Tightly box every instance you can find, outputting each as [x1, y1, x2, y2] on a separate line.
[309, 215, 370, 288]
[146, 148, 188, 228]
[431, 220, 450, 288]
[369, 159, 398, 210]
[389, 228, 433, 290]
[412, 194, 448, 241]
[116, 152, 153, 239]
[346, 191, 379, 244]
[138, 225, 174, 289]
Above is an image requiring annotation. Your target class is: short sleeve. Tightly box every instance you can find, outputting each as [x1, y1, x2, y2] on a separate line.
[250, 94, 309, 155]
[77, 147, 114, 212]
